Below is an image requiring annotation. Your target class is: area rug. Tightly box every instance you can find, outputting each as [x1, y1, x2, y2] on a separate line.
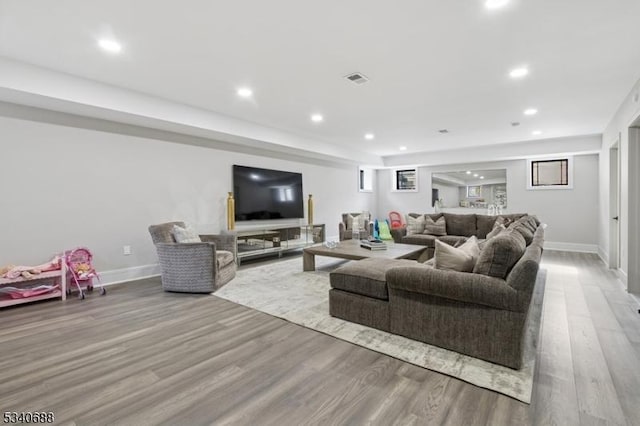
[215, 256, 545, 403]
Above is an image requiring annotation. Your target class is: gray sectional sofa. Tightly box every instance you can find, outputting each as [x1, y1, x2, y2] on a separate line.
[390, 212, 528, 260]
[329, 213, 544, 369]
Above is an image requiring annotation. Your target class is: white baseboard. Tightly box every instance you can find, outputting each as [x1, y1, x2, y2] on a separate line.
[544, 242, 599, 253]
[619, 268, 628, 286]
[98, 263, 160, 286]
[597, 246, 609, 265]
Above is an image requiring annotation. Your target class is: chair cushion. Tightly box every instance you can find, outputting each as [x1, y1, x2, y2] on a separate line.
[330, 258, 418, 300]
[172, 223, 201, 243]
[473, 230, 526, 279]
[216, 250, 235, 269]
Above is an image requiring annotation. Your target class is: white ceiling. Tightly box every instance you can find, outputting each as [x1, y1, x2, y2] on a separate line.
[1, 0, 639, 158]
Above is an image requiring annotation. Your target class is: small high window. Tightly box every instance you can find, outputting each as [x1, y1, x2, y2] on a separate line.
[392, 168, 418, 191]
[527, 157, 573, 190]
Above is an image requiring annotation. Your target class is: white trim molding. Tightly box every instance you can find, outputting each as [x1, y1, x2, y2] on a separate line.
[544, 241, 598, 253]
[98, 264, 160, 286]
[597, 246, 610, 265]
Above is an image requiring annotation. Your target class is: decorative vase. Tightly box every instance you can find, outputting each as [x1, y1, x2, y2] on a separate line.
[227, 192, 235, 230]
[308, 194, 314, 225]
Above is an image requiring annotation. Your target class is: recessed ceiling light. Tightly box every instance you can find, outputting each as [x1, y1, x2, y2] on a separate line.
[509, 67, 529, 79]
[311, 114, 324, 123]
[466, 171, 472, 175]
[98, 39, 122, 53]
[237, 87, 253, 98]
[473, 173, 479, 177]
[480, 176, 485, 179]
[364, 133, 375, 140]
[532, 130, 543, 136]
[524, 108, 538, 116]
[399, 146, 407, 151]
[485, 0, 510, 10]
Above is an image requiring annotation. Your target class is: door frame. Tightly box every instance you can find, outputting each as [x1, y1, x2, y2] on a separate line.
[609, 139, 621, 269]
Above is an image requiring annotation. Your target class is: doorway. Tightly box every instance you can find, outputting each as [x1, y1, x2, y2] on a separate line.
[609, 140, 621, 269]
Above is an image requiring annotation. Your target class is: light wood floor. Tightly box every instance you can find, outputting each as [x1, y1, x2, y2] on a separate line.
[0, 251, 638, 425]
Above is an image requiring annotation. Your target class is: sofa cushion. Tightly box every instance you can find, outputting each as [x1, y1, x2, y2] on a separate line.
[443, 213, 477, 237]
[476, 215, 498, 239]
[434, 239, 475, 272]
[406, 214, 426, 235]
[510, 222, 534, 245]
[402, 233, 437, 247]
[486, 224, 505, 240]
[473, 230, 526, 279]
[424, 216, 446, 236]
[330, 258, 418, 300]
[401, 234, 465, 248]
[216, 250, 235, 269]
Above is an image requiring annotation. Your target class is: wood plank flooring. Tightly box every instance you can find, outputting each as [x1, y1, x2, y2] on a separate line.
[0, 251, 638, 425]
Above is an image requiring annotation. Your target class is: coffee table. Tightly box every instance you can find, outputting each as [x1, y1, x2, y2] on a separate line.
[303, 240, 426, 271]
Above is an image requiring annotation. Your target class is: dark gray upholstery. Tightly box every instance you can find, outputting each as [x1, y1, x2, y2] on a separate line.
[329, 289, 391, 332]
[148, 222, 237, 293]
[473, 230, 526, 279]
[476, 215, 498, 239]
[443, 213, 477, 237]
[330, 258, 418, 300]
[328, 217, 545, 369]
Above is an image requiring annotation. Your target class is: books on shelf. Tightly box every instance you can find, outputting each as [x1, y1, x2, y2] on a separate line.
[360, 239, 387, 250]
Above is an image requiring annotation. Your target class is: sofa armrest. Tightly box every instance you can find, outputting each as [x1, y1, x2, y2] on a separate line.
[200, 234, 237, 260]
[390, 227, 407, 243]
[386, 266, 525, 312]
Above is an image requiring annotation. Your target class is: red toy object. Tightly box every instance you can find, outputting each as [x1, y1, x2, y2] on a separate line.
[389, 211, 404, 229]
[64, 247, 105, 299]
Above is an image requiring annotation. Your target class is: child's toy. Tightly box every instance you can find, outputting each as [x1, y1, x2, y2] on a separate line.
[1, 256, 62, 280]
[388, 211, 404, 229]
[64, 247, 105, 299]
[376, 219, 394, 241]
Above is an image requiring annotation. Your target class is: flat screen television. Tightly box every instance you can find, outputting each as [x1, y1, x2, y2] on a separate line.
[233, 165, 304, 221]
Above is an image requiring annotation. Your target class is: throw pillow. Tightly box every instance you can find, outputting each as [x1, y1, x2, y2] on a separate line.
[406, 214, 426, 235]
[457, 235, 480, 262]
[172, 223, 201, 243]
[473, 230, 526, 279]
[424, 216, 447, 236]
[511, 224, 534, 245]
[494, 216, 514, 229]
[434, 239, 475, 272]
[486, 224, 505, 240]
[377, 220, 393, 240]
[346, 214, 361, 230]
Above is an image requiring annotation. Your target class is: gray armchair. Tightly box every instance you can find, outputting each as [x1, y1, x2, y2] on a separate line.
[339, 212, 372, 241]
[148, 221, 237, 293]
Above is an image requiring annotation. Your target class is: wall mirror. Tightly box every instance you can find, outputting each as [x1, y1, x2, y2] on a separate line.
[431, 169, 507, 210]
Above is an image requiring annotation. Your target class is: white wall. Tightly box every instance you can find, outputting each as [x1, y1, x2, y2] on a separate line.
[377, 155, 600, 248]
[600, 76, 640, 293]
[0, 115, 376, 281]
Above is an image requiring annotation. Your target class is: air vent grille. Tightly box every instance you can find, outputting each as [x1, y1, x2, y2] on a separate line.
[344, 72, 369, 84]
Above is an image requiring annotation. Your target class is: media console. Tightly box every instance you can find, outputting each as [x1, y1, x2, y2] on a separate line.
[236, 224, 325, 264]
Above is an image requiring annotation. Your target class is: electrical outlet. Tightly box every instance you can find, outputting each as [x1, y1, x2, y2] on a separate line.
[123, 245, 132, 255]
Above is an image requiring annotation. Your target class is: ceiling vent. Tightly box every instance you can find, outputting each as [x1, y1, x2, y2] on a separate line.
[344, 72, 369, 85]
[438, 129, 449, 134]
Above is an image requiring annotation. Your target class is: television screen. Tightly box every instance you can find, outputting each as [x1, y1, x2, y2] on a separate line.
[233, 165, 304, 221]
